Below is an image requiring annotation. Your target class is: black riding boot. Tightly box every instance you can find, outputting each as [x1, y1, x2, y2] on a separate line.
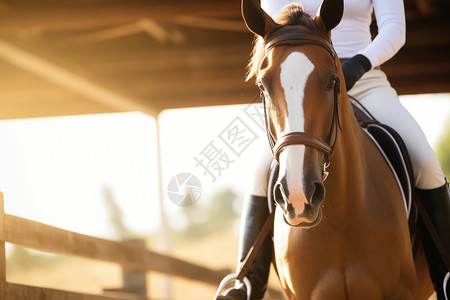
[216, 195, 273, 300]
[417, 181, 450, 300]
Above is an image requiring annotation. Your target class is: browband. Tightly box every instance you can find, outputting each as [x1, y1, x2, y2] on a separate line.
[264, 26, 335, 59]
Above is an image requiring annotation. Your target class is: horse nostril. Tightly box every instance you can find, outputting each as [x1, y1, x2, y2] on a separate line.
[273, 181, 288, 208]
[311, 182, 325, 207]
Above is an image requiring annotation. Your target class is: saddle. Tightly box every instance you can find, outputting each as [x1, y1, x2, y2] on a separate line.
[351, 100, 419, 249]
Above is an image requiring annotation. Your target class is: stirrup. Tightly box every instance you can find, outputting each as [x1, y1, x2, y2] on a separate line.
[215, 273, 252, 300]
[444, 272, 449, 300]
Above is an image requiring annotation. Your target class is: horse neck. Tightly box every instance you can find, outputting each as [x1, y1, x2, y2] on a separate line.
[322, 89, 408, 237]
[326, 90, 369, 205]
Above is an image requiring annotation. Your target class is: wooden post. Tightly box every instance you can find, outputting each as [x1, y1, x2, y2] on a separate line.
[156, 117, 172, 298]
[103, 239, 147, 298]
[0, 192, 6, 300]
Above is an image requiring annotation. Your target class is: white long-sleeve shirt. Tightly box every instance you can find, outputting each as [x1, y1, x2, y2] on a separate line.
[260, 0, 406, 68]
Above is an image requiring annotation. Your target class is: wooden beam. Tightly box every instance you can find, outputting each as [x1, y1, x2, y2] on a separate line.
[390, 77, 450, 95]
[171, 16, 247, 32]
[0, 1, 241, 33]
[62, 19, 186, 45]
[0, 39, 160, 117]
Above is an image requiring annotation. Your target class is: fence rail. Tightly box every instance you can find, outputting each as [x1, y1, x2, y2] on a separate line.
[0, 281, 146, 300]
[0, 192, 230, 299]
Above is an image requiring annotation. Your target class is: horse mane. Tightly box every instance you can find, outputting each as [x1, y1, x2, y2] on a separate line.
[246, 4, 325, 81]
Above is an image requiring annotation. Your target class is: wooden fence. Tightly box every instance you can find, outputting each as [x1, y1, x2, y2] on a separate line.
[0, 192, 230, 299]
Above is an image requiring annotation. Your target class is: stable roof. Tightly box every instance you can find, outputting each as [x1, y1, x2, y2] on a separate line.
[0, 0, 448, 119]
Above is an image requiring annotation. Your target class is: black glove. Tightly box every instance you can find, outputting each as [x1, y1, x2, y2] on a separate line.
[341, 54, 372, 91]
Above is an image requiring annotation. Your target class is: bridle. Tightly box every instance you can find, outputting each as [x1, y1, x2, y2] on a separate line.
[216, 22, 344, 299]
[260, 25, 342, 181]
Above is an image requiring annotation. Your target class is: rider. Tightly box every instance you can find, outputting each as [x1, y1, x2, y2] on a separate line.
[216, 0, 450, 299]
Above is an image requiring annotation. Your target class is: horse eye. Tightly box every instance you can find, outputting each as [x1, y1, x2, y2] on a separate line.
[326, 78, 337, 90]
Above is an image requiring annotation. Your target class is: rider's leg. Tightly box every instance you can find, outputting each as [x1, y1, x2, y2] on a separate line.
[216, 149, 274, 300]
[417, 183, 450, 300]
[348, 69, 445, 190]
[348, 68, 449, 299]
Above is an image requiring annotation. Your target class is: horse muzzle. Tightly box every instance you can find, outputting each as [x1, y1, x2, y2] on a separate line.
[273, 179, 325, 227]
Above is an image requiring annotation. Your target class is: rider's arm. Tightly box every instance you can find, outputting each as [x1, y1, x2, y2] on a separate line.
[357, 0, 406, 68]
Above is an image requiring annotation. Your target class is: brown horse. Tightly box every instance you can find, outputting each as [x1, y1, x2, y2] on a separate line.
[241, 0, 434, 298]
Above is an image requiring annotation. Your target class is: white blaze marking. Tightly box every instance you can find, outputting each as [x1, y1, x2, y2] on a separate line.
[280, 52, 314, 132]
[279, 52, 315, 196]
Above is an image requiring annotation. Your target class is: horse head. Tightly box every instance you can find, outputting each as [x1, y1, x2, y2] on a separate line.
[242, 0, 344, 227]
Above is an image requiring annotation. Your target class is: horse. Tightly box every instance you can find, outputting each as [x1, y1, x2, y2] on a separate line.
[241, 0, 434, 298]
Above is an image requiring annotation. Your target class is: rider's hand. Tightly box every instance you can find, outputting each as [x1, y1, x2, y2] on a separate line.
[341, 54, 372, 91]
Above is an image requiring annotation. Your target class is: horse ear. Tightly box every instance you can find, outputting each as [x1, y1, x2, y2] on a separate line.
[314, 0, 343, 33]
[241, 0, 278, 37]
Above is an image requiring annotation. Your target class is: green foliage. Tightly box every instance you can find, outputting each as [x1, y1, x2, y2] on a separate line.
[436, 121, 450, 179]
[176, 188, 240, 239]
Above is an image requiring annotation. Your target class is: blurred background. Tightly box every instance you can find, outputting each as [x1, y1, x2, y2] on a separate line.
[0, 0, 448, 299]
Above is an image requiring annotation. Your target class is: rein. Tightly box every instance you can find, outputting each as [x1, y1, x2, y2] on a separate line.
[260, 26, 341, 180]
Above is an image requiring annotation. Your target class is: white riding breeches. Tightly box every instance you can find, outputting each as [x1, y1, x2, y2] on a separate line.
[349, 69, 445, 190]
